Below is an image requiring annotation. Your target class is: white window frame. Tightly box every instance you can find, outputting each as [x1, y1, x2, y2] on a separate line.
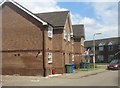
[99, 46, 104, 51]
[108, 45, 113, 51]
[81, 38, 84, 46]
[48, 25, 53, 38]
[48, 52, 52, 63]
[97, 55, 104, 62]
[63, 30, 67, 40]
[68, 33, 70, 41]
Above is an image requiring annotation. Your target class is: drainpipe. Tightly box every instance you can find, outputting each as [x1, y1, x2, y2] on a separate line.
[42, 27, 47, 77]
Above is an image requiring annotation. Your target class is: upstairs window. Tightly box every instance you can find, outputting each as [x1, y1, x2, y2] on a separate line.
[99, 46, 104, 51]
[81, 38, 84, 46]
[108, 45, 113, 51]
[48, 52, 52, 63]
[108, 42, 113, 51]
[98, 43, 104, 51]
[48, 25, 53, 38]
[68, 33, 70, 41]
[63, 30, 67, 40]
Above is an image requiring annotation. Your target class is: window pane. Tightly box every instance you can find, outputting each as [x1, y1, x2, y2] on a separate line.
[48, 26, 53, 38]
[97, 55, 104, 62]
[108, 55, 114, 62]
[48, 52, 52, 63]
[108, 45, 113, 51]
[99, 46, 104, 51]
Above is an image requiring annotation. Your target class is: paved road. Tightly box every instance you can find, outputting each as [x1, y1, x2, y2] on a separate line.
[2, 70, 118, 86]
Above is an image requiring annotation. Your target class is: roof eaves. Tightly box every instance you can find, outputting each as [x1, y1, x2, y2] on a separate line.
[0, 0, 48, 25]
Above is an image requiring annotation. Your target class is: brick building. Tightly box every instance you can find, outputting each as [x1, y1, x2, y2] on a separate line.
[1, 0, 54, 76]
[72, 25, 85, 68]
[35, 11, 73, 74]
[84, 37, 120, 63]
[1, 0, 85, 76]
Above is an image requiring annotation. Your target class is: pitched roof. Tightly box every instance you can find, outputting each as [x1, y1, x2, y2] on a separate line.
[0, 0, 47, 25]
[35, 11, 69, 27]
[85, 37, 119, 47]
[72, 25, 85, 38]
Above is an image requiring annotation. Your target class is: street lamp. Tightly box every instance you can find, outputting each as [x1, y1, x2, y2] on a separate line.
[93, 32, 102, 70]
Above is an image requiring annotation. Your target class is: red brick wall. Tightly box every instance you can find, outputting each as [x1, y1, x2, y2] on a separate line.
[2, 3, 44, 76]
[2, 5, 43, 50]
[73, 39, 82, 69]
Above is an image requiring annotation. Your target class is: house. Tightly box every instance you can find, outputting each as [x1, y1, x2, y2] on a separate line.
[35, 11, 73, 74]
[84, 37, 120, 63]
[1, 0, 54, 76]
[72, 25, 85, 68]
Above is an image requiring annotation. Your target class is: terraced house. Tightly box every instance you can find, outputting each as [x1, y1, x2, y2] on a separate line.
[35, 11, 74, 74]
[72, 25, 85, 68]
[1, 0, 85, 77]
[85, 37, 119, 63]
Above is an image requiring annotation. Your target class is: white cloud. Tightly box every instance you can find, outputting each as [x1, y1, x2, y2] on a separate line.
[80, 17, 96, 25]
[71, 2, 118, 40]
[14, 0, 67, 13]
[71, 13, 82, 24]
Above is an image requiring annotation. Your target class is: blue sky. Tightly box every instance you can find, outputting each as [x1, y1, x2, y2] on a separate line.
[57, 2, 118, 40]
[57, 2, 96, 18]
[0, 0, 119, 40]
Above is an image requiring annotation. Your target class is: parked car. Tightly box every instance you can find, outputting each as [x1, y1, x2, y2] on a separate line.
[107, 59, 120, 70]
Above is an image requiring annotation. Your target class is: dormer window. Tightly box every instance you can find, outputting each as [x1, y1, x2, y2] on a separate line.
[108, 42, 112, 46]
[48, 25, 53, 38]
[98, 43, 104, 51]
[108, 42, 113, 51]
[98, 43, 103, 46]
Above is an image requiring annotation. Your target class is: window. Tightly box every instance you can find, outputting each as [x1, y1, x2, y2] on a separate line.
[97, 55, 104, 62]
[108, 42, 113, 51]
[81, 38, 84, 46]
[108, 55, 114, 62]
[108, 45, 113, 51]
[68, 33, 70, 41]
[72, 54, 74, 61]
[48, 25, 53, 38]
[63, 30, 67, 40]
[99, 46, 104, 51]
[48, 52, 52, 63]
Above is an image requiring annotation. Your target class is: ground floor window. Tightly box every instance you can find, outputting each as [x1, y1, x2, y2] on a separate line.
[97, 55, 104, 62]
[108, 55, 114, 62]
[48, 52, 52, 63]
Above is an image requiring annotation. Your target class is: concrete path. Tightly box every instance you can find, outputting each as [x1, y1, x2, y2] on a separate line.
[2, 64, 116, 86]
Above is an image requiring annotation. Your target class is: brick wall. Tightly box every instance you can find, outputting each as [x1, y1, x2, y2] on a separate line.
[2, 3, 44, 76]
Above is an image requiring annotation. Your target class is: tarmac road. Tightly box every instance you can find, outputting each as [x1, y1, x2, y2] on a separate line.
[2, 70, 118, 86]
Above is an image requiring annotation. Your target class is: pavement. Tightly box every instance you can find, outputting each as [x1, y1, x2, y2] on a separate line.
[49, 65, 107, 79]
[2, 64, 109, 86]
